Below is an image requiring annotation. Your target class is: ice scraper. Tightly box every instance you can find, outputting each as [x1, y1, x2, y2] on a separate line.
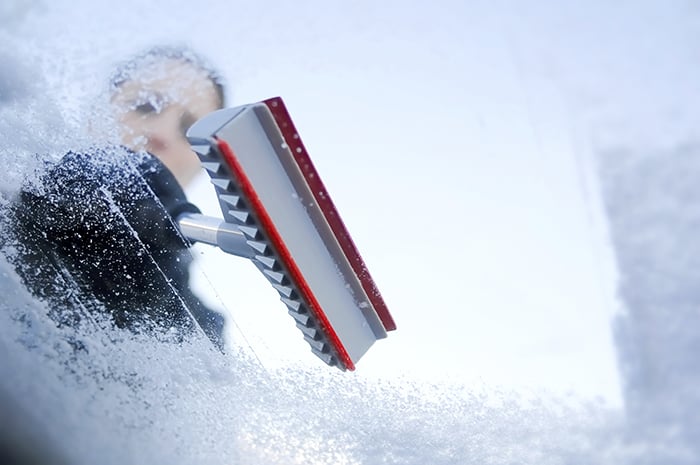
[178, 97, 396, 371]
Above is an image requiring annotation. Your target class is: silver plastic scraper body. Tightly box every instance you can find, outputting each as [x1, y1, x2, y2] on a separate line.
[186, 97, 396, 371]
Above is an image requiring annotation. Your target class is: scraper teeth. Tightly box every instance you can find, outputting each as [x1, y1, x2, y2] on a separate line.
[311, 347, 337, 367]
[255, 255, 276, 269]
[201, 161, 221, 174]
[211, 178, 232, 191]
[297, 322, 318, 338]
[263, 269, 286, 284]
[272, 284, 296, 298]
[303, 334, 326, 351]
[281, 297, 301, 312]
[288, 309, 310, 325]
[200, 140, 347, 371]
[219, 194, 242, 209]
[229, 210, 251, 224]
[246, 241, 268, 254]
[237, 226, 259, 239]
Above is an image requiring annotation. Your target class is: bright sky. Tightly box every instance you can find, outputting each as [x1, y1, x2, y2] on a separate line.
[4, 0, 640, 404]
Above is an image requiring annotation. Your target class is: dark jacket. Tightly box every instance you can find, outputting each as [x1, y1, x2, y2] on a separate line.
[2, 147, 225, 350]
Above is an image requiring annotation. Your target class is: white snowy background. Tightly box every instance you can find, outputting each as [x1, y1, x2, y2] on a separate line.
[1, 0, 698, 464]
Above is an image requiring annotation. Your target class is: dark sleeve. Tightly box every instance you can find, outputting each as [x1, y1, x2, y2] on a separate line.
[134, 153, 226, 350]
[9, 147, 225, 350]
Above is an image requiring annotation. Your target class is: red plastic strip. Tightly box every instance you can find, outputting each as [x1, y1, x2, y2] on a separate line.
[263, 97, 396, 331]
[215, 137, 356, 371]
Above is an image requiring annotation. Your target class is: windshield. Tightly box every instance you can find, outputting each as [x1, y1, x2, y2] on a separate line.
[0, 1, 695, 464]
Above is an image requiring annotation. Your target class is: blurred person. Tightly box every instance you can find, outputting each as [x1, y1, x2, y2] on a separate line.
[1, 46, 228, 350]
[110, 46, 226, 189]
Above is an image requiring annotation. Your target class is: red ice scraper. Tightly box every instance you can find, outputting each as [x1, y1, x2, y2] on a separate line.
[178, 97, 396, 371]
